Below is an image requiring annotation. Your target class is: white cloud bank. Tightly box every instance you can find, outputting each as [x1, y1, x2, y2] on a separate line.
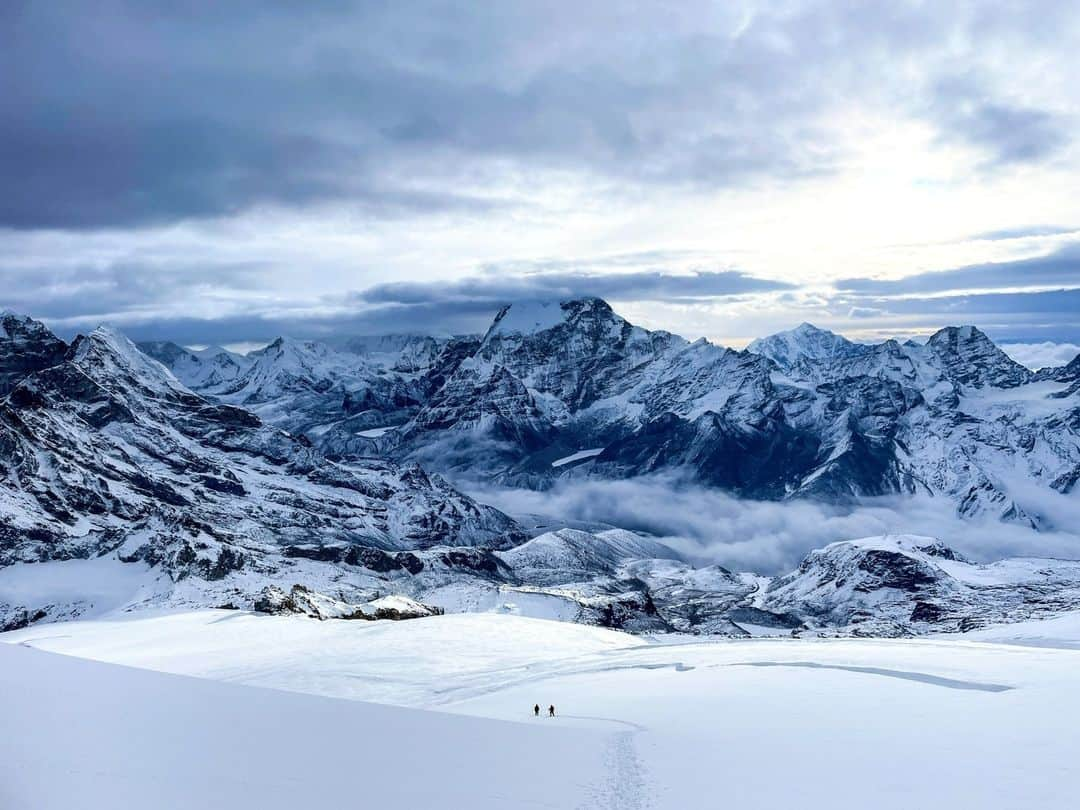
[468, 476, 1080, 574]
[1000, 341, 1080, 370]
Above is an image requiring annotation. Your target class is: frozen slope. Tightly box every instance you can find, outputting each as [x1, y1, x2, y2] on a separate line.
[6, 610, 1080, 809]
[0, 641, 611, 810]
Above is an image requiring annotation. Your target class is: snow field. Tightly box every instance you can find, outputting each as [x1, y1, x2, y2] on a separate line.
[4, 610, 1080, 809]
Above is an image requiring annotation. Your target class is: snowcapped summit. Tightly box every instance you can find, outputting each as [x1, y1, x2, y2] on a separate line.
[482, 297, 618, 342]
[71, 325, 194, 401]
[138, 341, 252, 391]
[924, 325, 1032, 389]
[748, 322, 872, 373]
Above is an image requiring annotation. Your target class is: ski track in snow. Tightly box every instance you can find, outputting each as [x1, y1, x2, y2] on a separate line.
[732, 661, 1014, 692]
[591, 730, 649, 810]
[570, 716, 650, 810]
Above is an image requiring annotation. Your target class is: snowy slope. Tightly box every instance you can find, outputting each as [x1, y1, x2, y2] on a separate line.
[5, 610, 1080, 810]
[0, 640, 612, 810]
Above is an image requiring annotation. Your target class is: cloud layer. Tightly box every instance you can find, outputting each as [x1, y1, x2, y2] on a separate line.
[468, 476, 1080, 574]
[3, 2, 1080, 345]
[8, 2, 1073, 230]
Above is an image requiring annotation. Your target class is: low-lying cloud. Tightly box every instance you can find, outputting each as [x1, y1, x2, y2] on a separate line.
[1000, 341, 1080, 370]
[467, 476, 1080, 574]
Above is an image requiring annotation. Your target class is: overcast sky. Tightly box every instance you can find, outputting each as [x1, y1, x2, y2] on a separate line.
[4, 1, 1080, 354]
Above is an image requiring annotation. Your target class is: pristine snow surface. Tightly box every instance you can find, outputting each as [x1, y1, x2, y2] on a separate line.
[5, 610, 1079, 809]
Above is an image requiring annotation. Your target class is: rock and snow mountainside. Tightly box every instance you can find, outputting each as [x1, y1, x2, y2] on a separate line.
[0, 316, 522, 628]
[387, 300, 1078, 525]
[758, 534, 1080, 636]
[140, 299, 1080, 528]
[3, 307, 1080, 638]
[137, 341, 253, 390]
[143, 332, 478, 457]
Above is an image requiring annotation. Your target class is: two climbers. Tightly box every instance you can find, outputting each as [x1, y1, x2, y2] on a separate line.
[533, 703, 555, 717]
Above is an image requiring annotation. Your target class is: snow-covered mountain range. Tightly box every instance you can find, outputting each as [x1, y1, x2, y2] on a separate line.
[2, 303, 1079, 636]
[145, 298, 1080, 528]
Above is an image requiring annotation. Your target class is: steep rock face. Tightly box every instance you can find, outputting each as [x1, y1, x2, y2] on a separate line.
[923, 326, 1033, 389]
[0, 318, 524, 575]
[0, 312, 68, 396]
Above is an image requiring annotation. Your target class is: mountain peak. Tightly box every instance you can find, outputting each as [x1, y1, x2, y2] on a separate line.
[1, 310, 56, 340]
[927, 324, 990, 345]
[73, 325, 193, 398]
[925, 325, 1032, 388]
[748, 322, 869, 371]
[484, 297, 615, 340]
[0, 312, 68, 396]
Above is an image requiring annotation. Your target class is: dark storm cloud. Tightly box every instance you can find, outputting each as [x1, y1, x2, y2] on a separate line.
[3, 1, 1074, 229]
[836, 245, 1080, 296]
[357, 269, 792, 307]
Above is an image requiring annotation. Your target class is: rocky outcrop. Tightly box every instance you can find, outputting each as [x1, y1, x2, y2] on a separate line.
[252, 584, 441, 621]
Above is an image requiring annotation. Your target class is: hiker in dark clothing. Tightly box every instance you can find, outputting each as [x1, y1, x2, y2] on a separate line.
[534, 704, 540, 717]
[548, 704, 555, 717]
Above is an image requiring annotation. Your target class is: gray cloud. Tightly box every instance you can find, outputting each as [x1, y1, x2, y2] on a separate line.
[3, 1, 1075, 229]
[934, 96, 1068, 169]
[357, 268, 792, 307]
[826, 288, 1080, 344]
[836, 246, 1080, 296]
[17, 268, 791, 346]
[29, 301, 499, 348]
